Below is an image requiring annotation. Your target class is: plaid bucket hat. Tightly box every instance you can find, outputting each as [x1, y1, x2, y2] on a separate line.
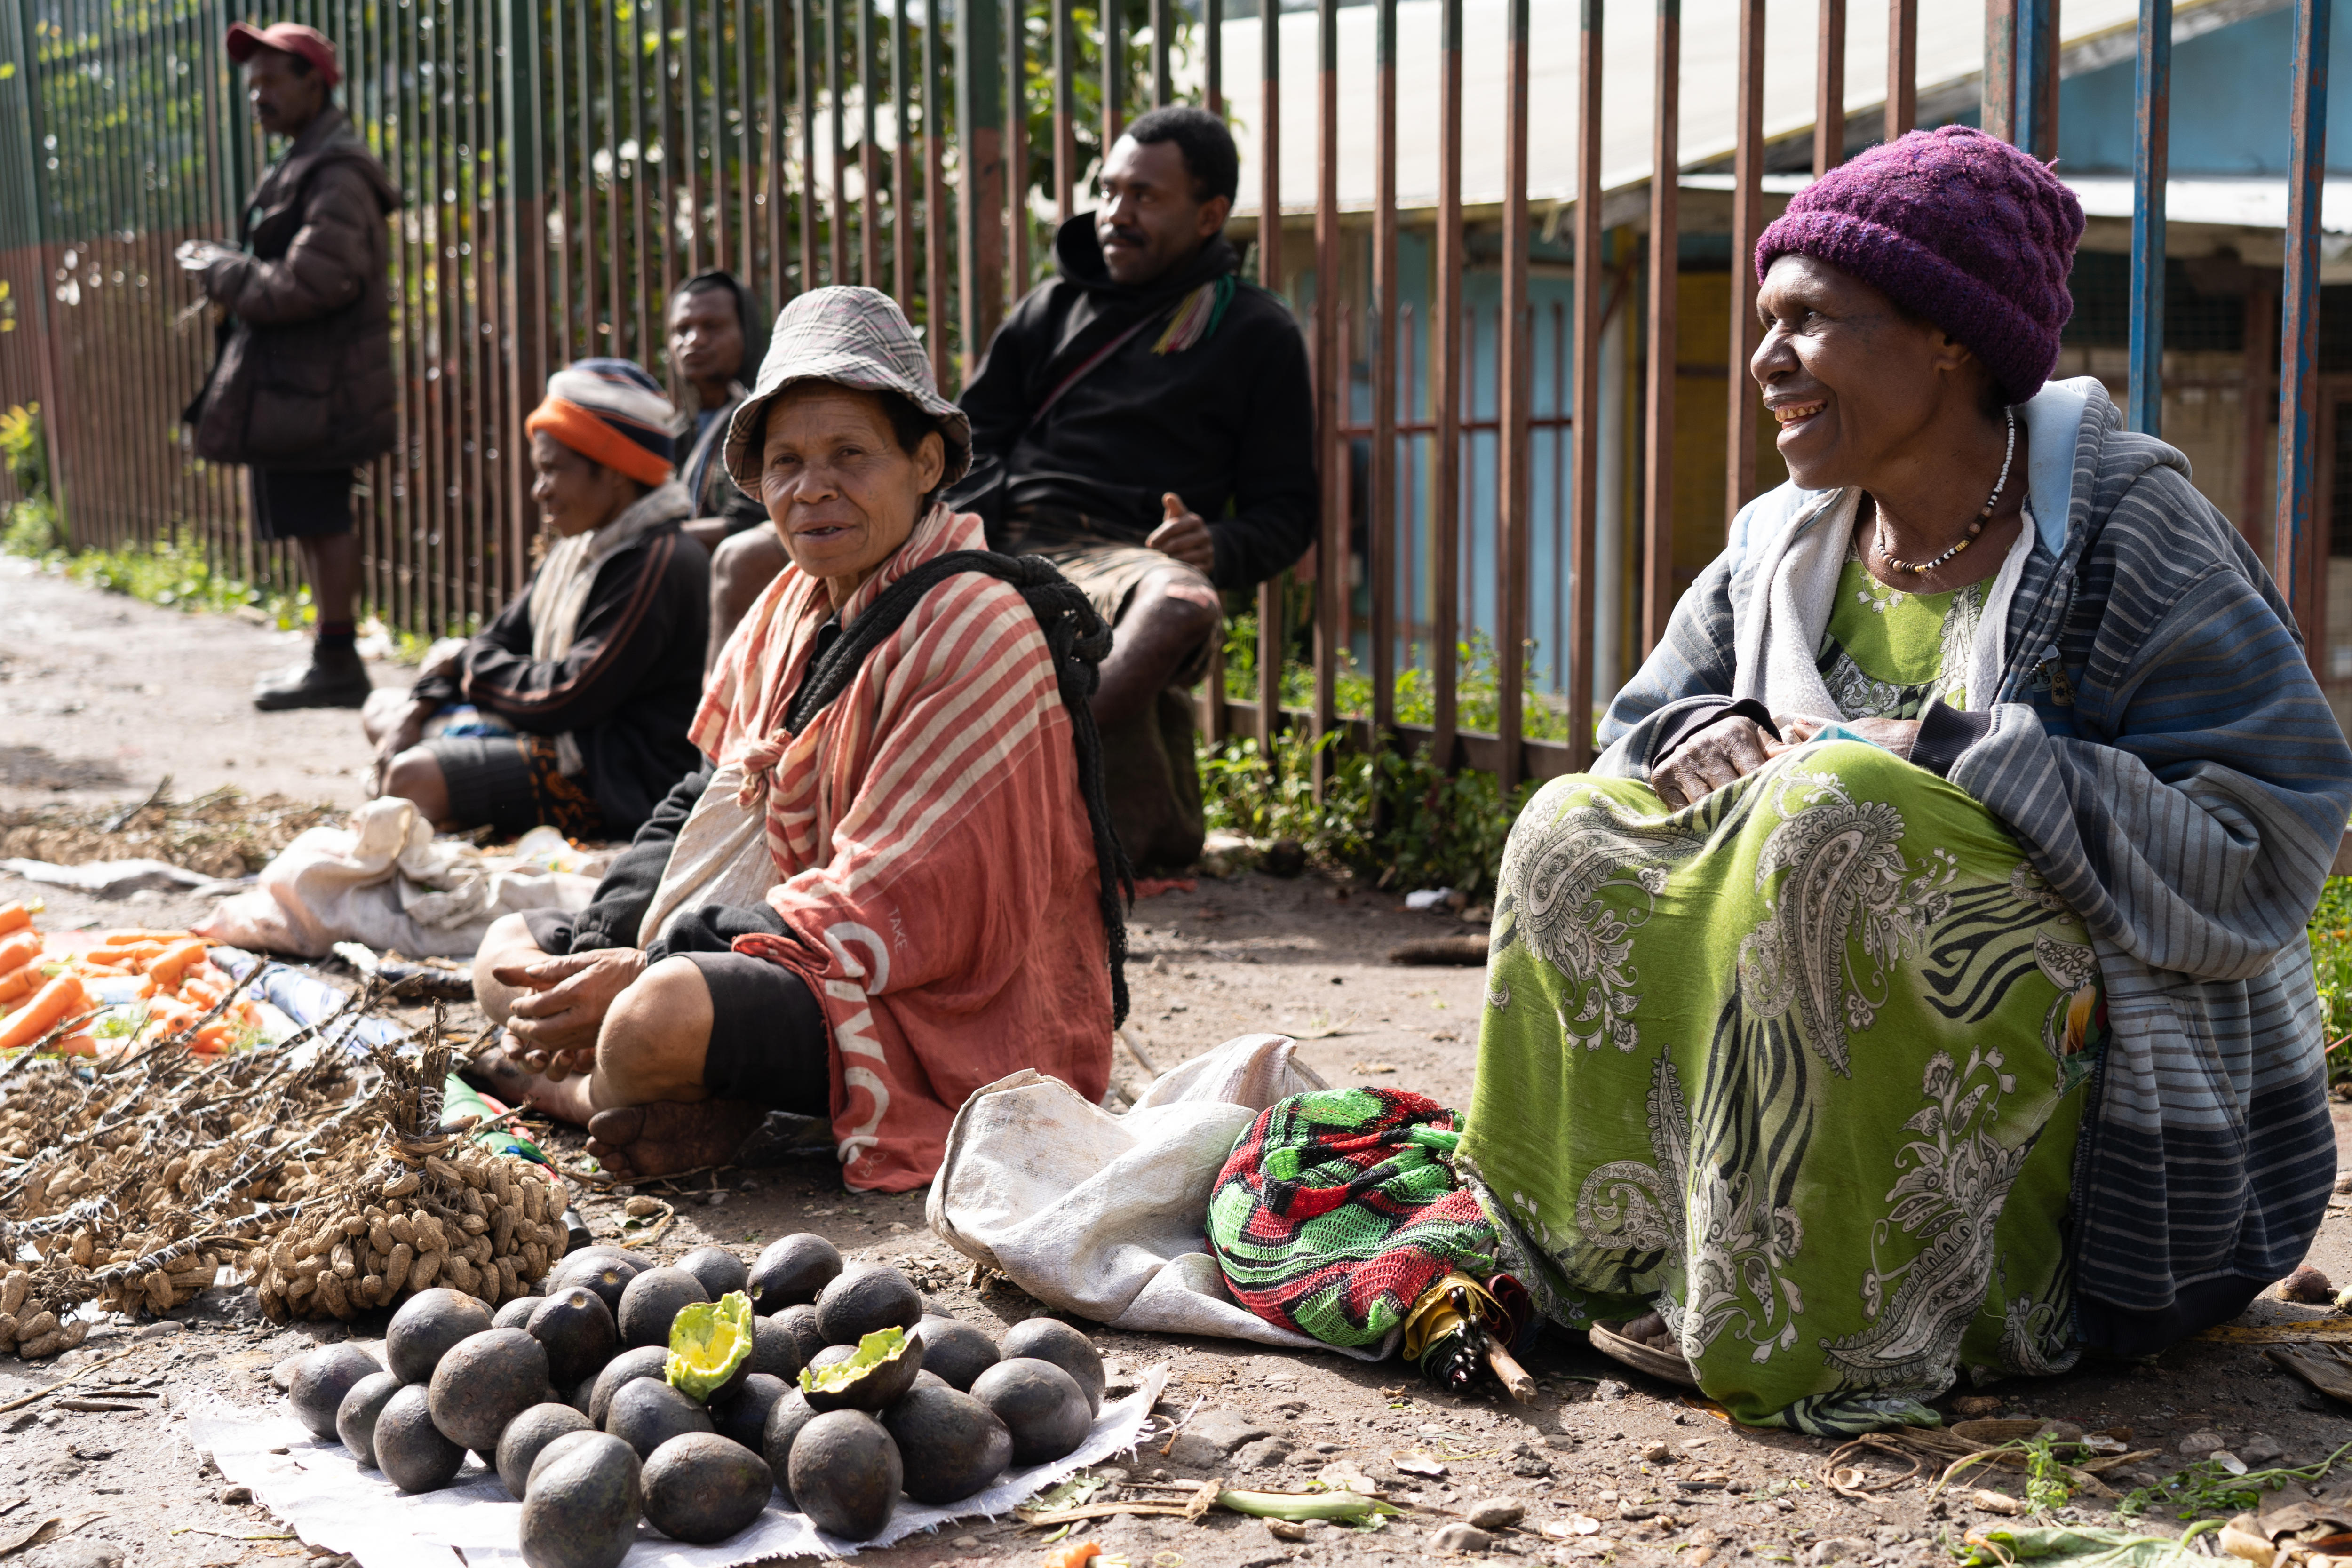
[724, 286, 972, 493]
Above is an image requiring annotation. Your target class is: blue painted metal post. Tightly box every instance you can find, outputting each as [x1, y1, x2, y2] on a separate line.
[2127, 0, 2170, 437]
[2015, 0, 2058, 159]
[2276, 0, 2330, 656]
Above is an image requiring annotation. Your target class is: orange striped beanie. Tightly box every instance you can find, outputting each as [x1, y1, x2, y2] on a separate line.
[524, 358, 676, 487]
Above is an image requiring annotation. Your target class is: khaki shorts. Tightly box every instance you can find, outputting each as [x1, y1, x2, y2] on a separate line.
[1009, 537, 1217, 684]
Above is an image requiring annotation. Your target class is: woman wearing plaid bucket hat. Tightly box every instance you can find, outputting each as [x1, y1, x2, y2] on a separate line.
[468, 287, 1128, 1188]
[1432, 127, 2352, 1431]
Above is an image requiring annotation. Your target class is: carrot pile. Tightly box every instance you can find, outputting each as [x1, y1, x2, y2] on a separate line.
[0, 902, 261, 1059]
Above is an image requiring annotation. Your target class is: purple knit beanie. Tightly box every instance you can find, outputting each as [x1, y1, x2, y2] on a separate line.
[1754, 125, 2084, 406]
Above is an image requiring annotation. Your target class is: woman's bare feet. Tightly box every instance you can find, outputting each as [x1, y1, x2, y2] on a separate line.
[585, 1100, 768, 1178]
[469, 1039, 596, 1124]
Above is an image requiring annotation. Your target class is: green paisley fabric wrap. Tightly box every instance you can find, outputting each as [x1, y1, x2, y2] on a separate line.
[1456, 737, 2106, 1435]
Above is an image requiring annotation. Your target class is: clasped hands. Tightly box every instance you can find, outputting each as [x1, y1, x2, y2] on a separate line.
[491, 947, 648, 1080]
[1648, 711, 1920, 811]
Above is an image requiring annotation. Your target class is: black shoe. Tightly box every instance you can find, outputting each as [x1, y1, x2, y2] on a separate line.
[252, 650, 373, 711]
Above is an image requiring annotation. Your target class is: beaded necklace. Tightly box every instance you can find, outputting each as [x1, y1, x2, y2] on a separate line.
[1877, 405, 2016, 576]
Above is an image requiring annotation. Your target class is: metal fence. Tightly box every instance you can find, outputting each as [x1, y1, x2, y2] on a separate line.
[0, 0, 2334, 789]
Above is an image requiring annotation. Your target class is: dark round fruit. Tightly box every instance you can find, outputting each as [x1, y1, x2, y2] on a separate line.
[527, 1287, 620, 1388]
[747, 1234, 842, 1311]
[587, 1344, 670, 1428]
[493, 1296, 546, 1330]
[550, 1249, 650, 1319]
[387, 1289, 495, 1385]
[568, 1375, 596, 1416]
[772, 1303, 827, 1368]
[1000, 1318, 1105, 1417]
[761, 1390, 821, 1509]
[675, 1246, 748, 1302]
[604, 1377, 716, 1460]
[428, 1328, 552, 1452]
[912, 1369, 948, 1391]
[747, 1313, 806, 1382]
[520, 1431, 642, 1568]
[375, 1383, 468, 1493]
[915, 1318, 1000, 1393]
[334, 1370, 403, 1469]
[814, 1265, 921, 1346]
[642, 1431, 773, 1544]
[617, 1267, 710, 1350]
[289, 1343, 383, 1441]
[970, 1358, 1091, 1466]
[787, 1410, 902, 1541]
[525, 1427, 611, 1492]
[797, 1329, 922, 1414]
[712, 1371, 790, 1452]
[495, 1403, 593, 1499]
[883, 1383, 1015, 1504]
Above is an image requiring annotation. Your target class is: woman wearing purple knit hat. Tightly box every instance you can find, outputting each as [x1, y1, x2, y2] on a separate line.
[1454, 127, 2352, 1431]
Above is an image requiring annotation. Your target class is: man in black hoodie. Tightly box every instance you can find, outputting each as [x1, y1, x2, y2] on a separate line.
[954, 105, 1317, 871]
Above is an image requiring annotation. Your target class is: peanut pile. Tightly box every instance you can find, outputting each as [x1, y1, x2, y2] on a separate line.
[0, 1004, 563, 1351]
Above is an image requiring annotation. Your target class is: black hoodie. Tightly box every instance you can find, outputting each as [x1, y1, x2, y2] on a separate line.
[955, 215, 1318, 593]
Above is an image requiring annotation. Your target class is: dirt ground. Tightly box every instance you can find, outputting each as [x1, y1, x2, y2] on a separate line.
[4, 566, 2352, 1568]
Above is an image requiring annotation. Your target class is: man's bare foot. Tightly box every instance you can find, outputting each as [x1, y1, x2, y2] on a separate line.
[586, 1100, 768, 1178]
[469, 1040, 595, 1124]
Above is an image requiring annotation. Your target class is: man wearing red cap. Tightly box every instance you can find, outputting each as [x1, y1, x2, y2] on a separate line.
[177, 21, 400, 711]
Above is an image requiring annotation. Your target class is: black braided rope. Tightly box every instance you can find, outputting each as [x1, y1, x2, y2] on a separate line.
[781, 549, 1136, 1027]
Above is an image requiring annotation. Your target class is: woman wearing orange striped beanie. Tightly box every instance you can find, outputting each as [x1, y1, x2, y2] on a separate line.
[362, 358, 711, 839]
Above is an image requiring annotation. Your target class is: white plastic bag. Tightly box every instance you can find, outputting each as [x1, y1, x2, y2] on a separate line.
[197, 797, 600, 960]
[927, 1033, 1395, 1356]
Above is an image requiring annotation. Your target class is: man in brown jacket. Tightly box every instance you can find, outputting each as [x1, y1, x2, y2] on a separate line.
[178, 22, 400, 710]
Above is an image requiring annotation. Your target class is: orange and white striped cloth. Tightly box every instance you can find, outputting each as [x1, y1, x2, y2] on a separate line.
[691, 503, 1113, 1192]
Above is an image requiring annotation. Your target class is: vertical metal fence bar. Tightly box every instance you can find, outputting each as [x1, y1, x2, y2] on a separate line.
[2019, 0, 2058, 161]
[800, 0, 820, 287]
[1371, 0, 1398, 740]
[2277, 0, 2330, 659]
[629, 0, 654, 372]
[957, 0, 1005, 381]
[1496, 0, 1531, 788]
[2128, 0, 2169, 437]
[1642, 0, 1677, 655]
[1885, 0, 1915, 138]
[655, 0, 676, 295]
[739, 0, 757, 285]
[1567, 0, 1599, 769]
[1814, 0, 1843, 176]
[1102, 0, 1123, 153]
[862, 0, 880, 286]
[1051, 0, 1073, 222]
[828, 0, 847, 283]
[1983, 0, 2016, 144]
[1311, 0, 1338, 767]
[924, 0, 948, 385]
[896, 0, 915, 300]
[1254, 0, 1281, 754]
[1430, 0, 1460, 765]
[709, 0, 731, 271]
[1206, 0, 1222, 117]
[1724, 0, 1762, 529]
[1151, 0, 1171, 109]
[1007, 0, 1029, 297]
[603, 0, 626, 366]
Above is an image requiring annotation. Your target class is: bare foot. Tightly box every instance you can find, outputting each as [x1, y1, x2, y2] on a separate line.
[586, 1100, 768, 1178]
[469, 1041, 596, 1125]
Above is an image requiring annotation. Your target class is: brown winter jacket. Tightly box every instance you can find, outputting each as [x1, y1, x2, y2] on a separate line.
[187, 107, 401, 469]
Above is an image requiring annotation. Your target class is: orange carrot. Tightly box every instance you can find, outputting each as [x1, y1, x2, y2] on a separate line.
[1042, 1543, 1102, 1568]
[179, 979, 225, 1008]
[84, 941, 163, 970]
[0, 968, 41, 1007]
[50, 1034, 97, 1058]
[100, 928, 191, 945]
[0, 932, 42, 976]
[145, 938, 208, 991]
[0, 904, 34, 937]
[0, 973, 86, 1051]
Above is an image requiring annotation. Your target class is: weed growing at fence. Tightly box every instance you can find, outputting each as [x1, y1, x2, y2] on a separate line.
[1219, 610, 1583, 744]
[2310, 876, 2352, 1083]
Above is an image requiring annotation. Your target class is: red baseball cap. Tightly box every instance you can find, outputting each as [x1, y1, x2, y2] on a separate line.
[225, 21, 341, 87]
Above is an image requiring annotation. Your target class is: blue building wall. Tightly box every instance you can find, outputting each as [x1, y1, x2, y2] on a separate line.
[2058, 5, 2352, 175]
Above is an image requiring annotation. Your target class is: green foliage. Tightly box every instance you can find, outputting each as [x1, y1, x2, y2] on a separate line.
[47, 532, 313, 632]
[1198, 730, 1373, 865]
[1220, 610, 1582, 745]
[2309, 876, 2352, 1079]
[1, 497, 59, 558]
[0, 404, 45, 499]
[2119, 1440, 2352, 1523]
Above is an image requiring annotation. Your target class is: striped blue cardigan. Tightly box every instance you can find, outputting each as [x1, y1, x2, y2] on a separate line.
[1594, 378, 2352, 1354]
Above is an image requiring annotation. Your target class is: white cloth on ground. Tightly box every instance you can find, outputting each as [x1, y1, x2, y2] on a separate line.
[927, 1033, 1403, 1358]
